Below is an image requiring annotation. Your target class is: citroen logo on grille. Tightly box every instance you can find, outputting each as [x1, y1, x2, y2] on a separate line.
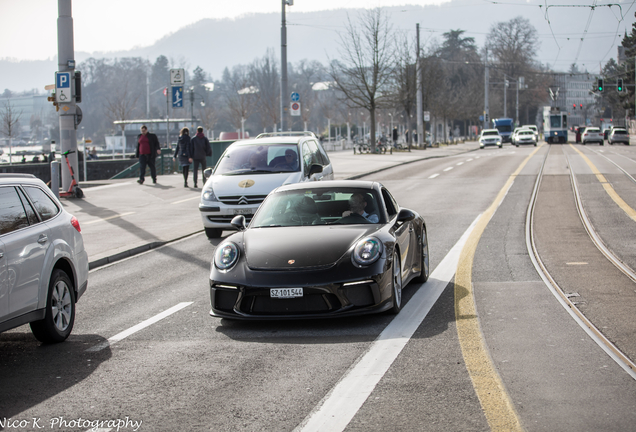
[238, 196, 249, 205]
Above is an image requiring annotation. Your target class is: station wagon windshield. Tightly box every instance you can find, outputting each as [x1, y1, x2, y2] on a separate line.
[214, 144, 300, 175]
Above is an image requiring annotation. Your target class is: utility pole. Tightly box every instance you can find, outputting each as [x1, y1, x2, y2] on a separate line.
[484, 49, 489, 129]
[416, 24, 423, 150]
[504, 78, 508, 118]
[57, 0, 78, 190]
[280, 0, 292, 132]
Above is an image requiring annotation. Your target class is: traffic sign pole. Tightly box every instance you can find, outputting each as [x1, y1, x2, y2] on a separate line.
[57, 0, 79, 191]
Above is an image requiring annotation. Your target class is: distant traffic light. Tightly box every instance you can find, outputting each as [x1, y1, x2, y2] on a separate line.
[580, 103, 583, 109]
[573, 103, 576, 110]
[617, 78, 623, 92]
[598, 78, 604, 92]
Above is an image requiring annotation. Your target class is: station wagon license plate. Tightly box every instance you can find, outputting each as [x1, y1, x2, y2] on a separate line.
[270, 288, 303, 298]
[233, 208, 253, 215]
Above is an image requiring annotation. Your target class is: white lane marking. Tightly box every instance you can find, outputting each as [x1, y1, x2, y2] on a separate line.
[466, 158, 473, 162]
[84, 212, 135, 225]
[457, 162, 464, 166]
[428, 173, 440, 179]
[295, 217, 480, 432]
[172, 196, 201, 204]
[86, 302, 193, 352]
[443, 167, 453, 172]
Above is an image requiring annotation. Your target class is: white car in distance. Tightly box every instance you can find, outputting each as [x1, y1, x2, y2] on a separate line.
[479, 129, 503, 149]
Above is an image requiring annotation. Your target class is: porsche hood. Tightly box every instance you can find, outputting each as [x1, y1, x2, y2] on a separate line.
[243, 226, 378, 270]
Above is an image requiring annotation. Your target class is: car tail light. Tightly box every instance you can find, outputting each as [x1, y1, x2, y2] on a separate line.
[71, 216, 81, 233]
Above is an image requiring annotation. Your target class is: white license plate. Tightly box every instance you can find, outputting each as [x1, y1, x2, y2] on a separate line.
[270, 288, 303, 298]
[233, 208, 253, 215]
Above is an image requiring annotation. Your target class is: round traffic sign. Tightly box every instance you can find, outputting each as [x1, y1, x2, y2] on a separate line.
[291, 102, 300, 110]
[291, 92, 300, 102]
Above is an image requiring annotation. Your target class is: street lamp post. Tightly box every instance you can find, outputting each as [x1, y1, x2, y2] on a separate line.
[281, 0, 293, 132]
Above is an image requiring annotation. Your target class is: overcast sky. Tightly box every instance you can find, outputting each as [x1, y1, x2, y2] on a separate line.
[0, 0, 445, 60]
[1, 0, 634, 71]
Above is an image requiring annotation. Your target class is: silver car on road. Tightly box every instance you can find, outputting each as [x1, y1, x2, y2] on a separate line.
[0, 174, 88, 343]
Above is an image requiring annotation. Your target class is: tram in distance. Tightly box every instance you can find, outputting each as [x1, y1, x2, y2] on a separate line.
[543, 106, 568, 144]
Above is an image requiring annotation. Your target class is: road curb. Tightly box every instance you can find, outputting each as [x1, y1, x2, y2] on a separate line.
[88, 230, 204, 270]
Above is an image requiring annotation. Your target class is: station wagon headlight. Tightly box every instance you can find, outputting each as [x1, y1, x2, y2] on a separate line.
[203, 188, 218, 202]
[214, 242, 239, 270]
[352, 237, 383, 266]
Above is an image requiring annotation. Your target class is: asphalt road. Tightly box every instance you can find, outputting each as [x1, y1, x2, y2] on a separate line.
[1, 142, 635, 432]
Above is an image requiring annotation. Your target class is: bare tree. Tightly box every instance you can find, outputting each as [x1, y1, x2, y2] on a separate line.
[221, 65, 256, 136]
[486, 17, 540, 118]
[330, 8, 395, 152]
[250, 49, 280, 132]
[0, 100, 22, 164]
[393, 31, 417, 145]
[104, 80, 141, 131]
[198, 103, 219, 139]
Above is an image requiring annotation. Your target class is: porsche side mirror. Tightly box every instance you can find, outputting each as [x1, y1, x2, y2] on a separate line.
[231, 215, 247, 231]
[396, 208, 415, 223]
[203, 167, 213, 180]
[308, 164, 323, 177]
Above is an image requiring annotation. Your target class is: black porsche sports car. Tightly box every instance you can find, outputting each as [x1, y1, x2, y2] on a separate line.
[209, 180, 429, 319]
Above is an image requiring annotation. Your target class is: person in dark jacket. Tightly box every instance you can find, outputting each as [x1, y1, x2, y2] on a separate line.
[189, 126, 212, 188]
[174, 127, 193, 187]
[135, 125, 162, 184]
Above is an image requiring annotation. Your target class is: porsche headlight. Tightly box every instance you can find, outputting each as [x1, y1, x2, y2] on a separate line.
[202, 187, 218, 201]
[214, 242, 239, 270]
[352, 237, 383, 266]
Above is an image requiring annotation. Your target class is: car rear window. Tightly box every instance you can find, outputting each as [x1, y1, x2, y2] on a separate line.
[0, 186, 30, 235]
[24, 186, 59, 221]
[614, 130, 627, 135]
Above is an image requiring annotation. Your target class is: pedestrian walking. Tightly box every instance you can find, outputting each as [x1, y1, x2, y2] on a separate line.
[190, 126, 212, 188]
[135, 125, 161, 184]
[174, 127, 193, 187]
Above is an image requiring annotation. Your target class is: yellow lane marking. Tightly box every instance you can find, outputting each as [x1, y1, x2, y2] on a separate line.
[570, 144, 636, 222]
[84, 212, 135, 225]
[455, 144, 543, 431]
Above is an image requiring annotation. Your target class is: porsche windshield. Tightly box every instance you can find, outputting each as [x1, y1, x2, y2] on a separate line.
[251, 188, 383, 227]
[214, 144, 300, 175]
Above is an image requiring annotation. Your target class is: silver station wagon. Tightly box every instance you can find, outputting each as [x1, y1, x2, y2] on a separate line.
[0, 174, 88, 343]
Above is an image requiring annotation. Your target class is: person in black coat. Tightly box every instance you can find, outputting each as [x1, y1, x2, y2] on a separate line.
[189, 126, 212, 188]
[174, 127, 193, 187]
[135, 125, 162, 184]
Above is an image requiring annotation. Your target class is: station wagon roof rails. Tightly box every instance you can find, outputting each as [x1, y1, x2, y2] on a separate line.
[256, 131, 317, 139]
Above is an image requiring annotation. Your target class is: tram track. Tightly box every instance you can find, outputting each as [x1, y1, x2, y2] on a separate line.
[564, 146, 636, 283]
[526, 144, 636, 379]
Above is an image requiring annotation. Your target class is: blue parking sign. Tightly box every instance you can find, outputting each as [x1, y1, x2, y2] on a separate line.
[172, 86, 183, 108]
[56, 72, 71, 88]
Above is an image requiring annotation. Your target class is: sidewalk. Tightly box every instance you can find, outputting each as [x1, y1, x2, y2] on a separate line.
[63, 141, 479, 269]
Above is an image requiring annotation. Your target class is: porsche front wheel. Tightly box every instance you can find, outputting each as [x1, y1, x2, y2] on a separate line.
[414, 228, 430, 283]
[390, 251, 403, 314]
